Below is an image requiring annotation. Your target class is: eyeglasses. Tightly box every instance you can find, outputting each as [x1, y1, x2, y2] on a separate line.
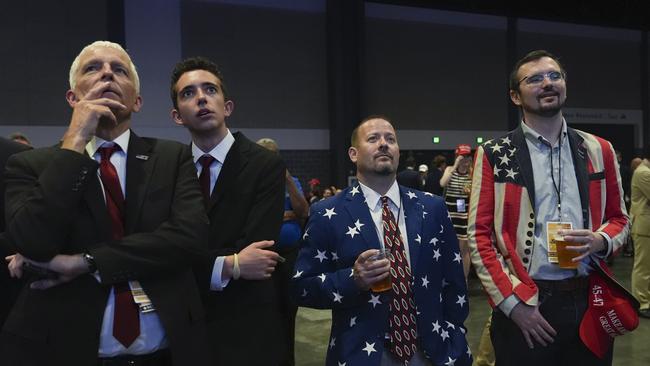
[518, 71, 564, 86]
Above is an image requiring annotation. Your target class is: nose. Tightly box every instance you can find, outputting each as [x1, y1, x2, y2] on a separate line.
[196, 88, 207, 105]
[100, 63, 114, 81]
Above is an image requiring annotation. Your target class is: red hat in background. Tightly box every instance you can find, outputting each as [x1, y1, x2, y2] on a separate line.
[455, 144, 472, 156]
[579, 263, 640, 358]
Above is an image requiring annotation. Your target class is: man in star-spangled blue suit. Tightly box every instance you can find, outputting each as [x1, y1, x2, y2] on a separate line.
[294, 116, 472, 366]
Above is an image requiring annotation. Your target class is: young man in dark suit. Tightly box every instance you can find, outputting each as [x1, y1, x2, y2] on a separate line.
[170, 57, 289, 365]
[2, 41, 210, 366]
[0, 137, 30, 328]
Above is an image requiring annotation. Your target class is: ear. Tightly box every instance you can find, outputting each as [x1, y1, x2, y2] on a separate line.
[171, 109, 185, 126]
[65, 90, 78, 108]
[348, 146, 358, 163]
[509, 89, 522, 106]
[132, 95, 143, 113]
[224, 100, 234, 117]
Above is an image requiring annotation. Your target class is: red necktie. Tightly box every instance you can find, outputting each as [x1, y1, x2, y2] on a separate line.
[381, 196, 418, 364]
[198, 155, 215, 202]
[99, 145, 140, 348]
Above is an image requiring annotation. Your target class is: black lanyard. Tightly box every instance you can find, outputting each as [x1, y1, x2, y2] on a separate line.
[547, 133, 563, 219]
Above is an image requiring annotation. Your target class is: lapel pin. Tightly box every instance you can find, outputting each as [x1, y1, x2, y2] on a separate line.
[135, 155, 149, 161]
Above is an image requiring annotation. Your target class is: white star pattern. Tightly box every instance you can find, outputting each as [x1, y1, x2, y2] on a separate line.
[415, 234, 421, 243]
[368, 294, 381, 308]
[323, 208, 337, 219]
[407, 191, 417, 199]
[440, 329, 450, 341]
[331, 252, 339, 261]
[430, 237, 439, 245]
[330, 337, 336, 349]
[422, 211, 428, 219]
[421, 276, 430, 288]
[456, 295, 467, 307]
[433, 249, 441, 261]
[350, 317, 357, 327]
[432, 320, 441, 333]
[314, 250, 328, 262]
[506, 168, 518, 179]
[346, 226, 359, 238]
[302, 228, 309, 240]
[498, 154, 511, 166]
[318, 273, 326, 283]
[362, 342, 377, 356]
[293, 270, 303, 279]
[333, 291, 343, 303]
[354, 219, 365, 230]
[501, 136, 511, 145]
[424, 192, 434, 196]
[350, 186, 360, 196]
[445, 321, 456, 329]
[442, 278, 449, 287]
[338, 363, 346, 366]
[439, 225, 444, 233]
[494, 167, 502, 177]
[467, 345, 472, 357]
[444, 356, 456, 366]
[349, 269, 354, 277]
[301, 289, 308, 297]
[509, 147, 517, 156]
[453, 252, 462, 263]
[490, 143, 503, 153]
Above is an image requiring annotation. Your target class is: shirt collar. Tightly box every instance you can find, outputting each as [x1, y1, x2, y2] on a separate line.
[521, 118, 568, 147]
[358, 179, 401, 211]
[86, 129, 131, 157]
[191, 129, 235, 164]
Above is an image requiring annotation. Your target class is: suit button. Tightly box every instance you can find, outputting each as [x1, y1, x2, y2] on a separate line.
[527, 231, 533, 237]
[524, 249, 531, 255]
[81, 166, 89, 174]
[522, 258, 529, 263]
[528, 222, 534, 228]
[525, 240, 532, 246]
[529, 213, 535, 219]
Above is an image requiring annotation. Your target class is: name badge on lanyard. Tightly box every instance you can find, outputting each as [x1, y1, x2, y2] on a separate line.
[546, 221, 572, 263]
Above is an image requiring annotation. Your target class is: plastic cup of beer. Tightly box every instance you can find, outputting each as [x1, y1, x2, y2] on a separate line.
[555, 237, 580, 269]
[369, 248, 391, 292]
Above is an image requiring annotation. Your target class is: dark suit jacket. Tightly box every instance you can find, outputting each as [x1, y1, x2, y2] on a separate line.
[197, 132, 287, 366]
[1, 132, 210, 366]
[396, 168, 420, 190]
[0, 137, 30, 327]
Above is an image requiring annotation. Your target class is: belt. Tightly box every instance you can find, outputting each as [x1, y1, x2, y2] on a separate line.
[535, 276, 589, 292]
[98, 349, 171, 366]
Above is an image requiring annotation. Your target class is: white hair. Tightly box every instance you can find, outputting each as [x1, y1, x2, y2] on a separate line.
[68, 40, 140, 93]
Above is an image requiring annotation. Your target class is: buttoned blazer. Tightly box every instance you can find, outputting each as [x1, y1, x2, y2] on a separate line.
[294, 185, 472, 366]
[196, 132, 288, 365]
[467, 126, 629, 308]
[2, 132, 210, 366]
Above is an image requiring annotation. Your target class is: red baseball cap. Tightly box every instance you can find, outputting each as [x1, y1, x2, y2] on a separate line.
[579, 264, 640, 358]
[455, 144, 472, 156]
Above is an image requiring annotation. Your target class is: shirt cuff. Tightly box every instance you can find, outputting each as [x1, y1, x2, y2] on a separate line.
[498, 294, 520, 317]
[210, 256, 230, 291]
[595, 232, 613, 258]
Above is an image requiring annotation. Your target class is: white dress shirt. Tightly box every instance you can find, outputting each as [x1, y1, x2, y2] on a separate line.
[190, 129, 236, 291]
[86, 129, 168, 357]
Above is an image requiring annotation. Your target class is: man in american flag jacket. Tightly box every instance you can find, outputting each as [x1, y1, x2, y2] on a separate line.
[467, 50, 629, 365]
[294, 116, 471, 366]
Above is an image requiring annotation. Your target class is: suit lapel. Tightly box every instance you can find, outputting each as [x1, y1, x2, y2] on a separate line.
[208, 132, 249, 212]
[512, 126, 536, 209]
[124, 132, 156, 234]
[401, 186, 423, 272]
[343, 186, 380, 252]
[567, 127, 590, 228]
[80, 146, 112, 242]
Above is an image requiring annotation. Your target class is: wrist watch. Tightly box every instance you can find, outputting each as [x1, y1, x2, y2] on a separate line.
[82, 253, 97, 273]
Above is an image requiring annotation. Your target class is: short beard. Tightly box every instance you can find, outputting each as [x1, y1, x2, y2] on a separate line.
[522, 98, 564, 118]
[374, 164, 395, 176]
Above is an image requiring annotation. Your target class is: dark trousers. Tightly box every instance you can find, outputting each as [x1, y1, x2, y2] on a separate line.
[490, 282, 613, 366]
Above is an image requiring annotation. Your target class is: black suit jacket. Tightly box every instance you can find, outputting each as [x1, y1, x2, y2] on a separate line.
[0, 137, 30, 328]
[198, 132, 287, 366]
[396, 168, 420, 190]
[1, 132, 210, 366]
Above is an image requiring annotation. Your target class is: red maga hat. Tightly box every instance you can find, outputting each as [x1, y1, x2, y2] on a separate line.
[579, 262, 640, 358]
[455, 144, 472, 156]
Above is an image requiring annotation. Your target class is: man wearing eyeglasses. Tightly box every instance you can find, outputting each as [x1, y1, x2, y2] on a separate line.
[467, 50, 629, 365]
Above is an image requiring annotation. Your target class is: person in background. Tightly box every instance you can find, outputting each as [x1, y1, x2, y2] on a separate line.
[424, 155, 446, 195]
[630, 148, 650, 318]
[440, 144, 473, 280]
[418, 164, 428, 191]
[257, 137, 309, 365]
[396, 156, 420, 190]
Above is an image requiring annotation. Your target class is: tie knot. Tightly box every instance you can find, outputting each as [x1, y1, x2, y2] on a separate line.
[199, 155, 215, 170]
[99, 144, 121, 161]
[381, 196, 389, 205]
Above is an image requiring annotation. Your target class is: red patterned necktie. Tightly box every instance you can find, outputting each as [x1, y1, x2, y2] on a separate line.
[99, 145, 140, 348]
[381, 196, 418, 364]
[198, 155, 215, 202]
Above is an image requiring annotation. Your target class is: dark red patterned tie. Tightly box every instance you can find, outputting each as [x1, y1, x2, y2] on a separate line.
[99, 145, 140, 348]
[198, 155, 215, 202]
[381, 196, 418, 364]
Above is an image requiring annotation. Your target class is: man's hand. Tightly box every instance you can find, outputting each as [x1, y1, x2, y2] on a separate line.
[558, 229, 607, 262]
[353, 249, 390, 290]
[509, 302, 557, 348]
[62, 81, 126, 153]
[237, 240, 281, 280]
[5, 253, 89, 289]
